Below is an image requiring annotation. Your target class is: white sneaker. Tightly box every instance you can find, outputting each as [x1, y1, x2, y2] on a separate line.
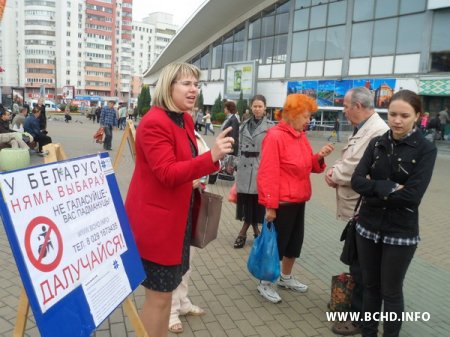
[257, 282, 282, 303]
[277, 275, 308, 293]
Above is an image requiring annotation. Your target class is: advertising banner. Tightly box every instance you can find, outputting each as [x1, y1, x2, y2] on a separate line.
[224, 61, 258, 100]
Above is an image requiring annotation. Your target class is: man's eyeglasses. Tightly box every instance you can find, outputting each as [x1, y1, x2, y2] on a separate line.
[173, 80, 202, 89]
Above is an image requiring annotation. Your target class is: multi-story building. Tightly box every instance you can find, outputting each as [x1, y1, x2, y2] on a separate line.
[130, 12, 177, 100]
[144, 0, 450, 121]
[0, 0, 135, 105]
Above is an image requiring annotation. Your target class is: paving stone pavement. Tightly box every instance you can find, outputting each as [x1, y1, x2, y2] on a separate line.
[0, 116, 448, 337]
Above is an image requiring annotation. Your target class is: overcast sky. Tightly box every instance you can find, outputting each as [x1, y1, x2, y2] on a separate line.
[132, 0, 206, 26]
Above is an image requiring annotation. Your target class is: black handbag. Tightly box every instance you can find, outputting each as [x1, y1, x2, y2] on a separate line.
[339, 196, 362, 265]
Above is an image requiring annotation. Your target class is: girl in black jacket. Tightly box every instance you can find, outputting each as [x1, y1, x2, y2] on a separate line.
[351, 90, 437, 337]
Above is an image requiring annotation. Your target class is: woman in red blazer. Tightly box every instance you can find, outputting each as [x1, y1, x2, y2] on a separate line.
[256, 94, 335, 304]
[125, 63, 233, 337]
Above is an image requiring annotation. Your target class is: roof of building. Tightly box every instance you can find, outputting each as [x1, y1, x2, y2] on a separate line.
[143, 0, 276, 83]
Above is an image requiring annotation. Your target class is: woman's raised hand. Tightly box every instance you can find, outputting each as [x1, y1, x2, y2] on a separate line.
[317, 143, 335, 160]
[211, 127, 234, 162]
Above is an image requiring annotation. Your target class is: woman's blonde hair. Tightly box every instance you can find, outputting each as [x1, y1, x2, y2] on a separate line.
[152, 62, 201, 112]
[282, 93, 318, 121]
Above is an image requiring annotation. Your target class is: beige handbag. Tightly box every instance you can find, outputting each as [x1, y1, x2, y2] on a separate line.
[191, 191, 222, 248]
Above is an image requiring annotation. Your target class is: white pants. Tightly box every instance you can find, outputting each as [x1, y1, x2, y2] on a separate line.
[169, 248, 196, 325]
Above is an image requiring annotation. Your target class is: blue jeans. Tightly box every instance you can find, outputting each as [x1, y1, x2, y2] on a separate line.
[204, 123, 214, 135]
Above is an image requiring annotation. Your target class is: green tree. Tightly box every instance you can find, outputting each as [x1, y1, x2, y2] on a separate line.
[211, 93, 224, 121]
[236, 91, 248, 119]
[196, 90, 204, 111]
[137, 85, 151, 116]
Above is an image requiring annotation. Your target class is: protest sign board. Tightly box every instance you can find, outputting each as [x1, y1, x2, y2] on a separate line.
[0, 152, 145, 337]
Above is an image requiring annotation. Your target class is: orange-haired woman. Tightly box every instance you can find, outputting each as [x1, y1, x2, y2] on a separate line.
[256, 93, 334, 303]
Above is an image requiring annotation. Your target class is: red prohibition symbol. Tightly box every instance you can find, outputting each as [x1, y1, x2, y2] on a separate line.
[25, 216, 63, 272]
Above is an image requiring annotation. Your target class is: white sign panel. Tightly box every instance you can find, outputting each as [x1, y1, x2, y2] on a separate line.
[0, 155, 128, 313]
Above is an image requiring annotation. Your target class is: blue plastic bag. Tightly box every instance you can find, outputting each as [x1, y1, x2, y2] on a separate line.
[247, 220, 280, 282]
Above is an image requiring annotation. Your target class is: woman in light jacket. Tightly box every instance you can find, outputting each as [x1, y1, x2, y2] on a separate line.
[233, 94, 274, 248]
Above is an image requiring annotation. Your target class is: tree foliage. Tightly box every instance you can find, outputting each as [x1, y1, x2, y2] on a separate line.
[211, 93, 224, 121]
[196, 90, 204, 111]
[236, 91, 248, 119]
[137, 85, 151, 116]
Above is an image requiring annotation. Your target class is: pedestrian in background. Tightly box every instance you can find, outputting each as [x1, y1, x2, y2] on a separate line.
[194, 108, 203, 132]
[118, 103, 127, 130]
[36, 97, 47, 133]
[233, 94, 273, 248]
[24, 106, 52, 155]
[221, 101, 240, 156]
[328, 117, 341, 142]
[438, 106, 449, 139]
[125, 62, 234, 337]
[256, 93, 334, 303]
[100, 100, 117, 151]
[202, 110, 215, 135]
[351, 90, 437, 337]
[325, 87, 388, 335]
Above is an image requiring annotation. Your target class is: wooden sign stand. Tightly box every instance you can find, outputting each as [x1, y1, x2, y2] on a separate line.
[12, 143, 148, 337]
[113, 119, 137, 171]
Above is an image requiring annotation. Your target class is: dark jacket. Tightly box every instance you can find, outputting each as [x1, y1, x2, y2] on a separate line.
[222, 114, 240, 156]
[351, 130, 437, 238]
[0, 119, 13, 133]
[24, 115, 43, 138]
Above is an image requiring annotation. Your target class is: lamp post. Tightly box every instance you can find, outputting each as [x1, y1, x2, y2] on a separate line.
[54, 52, 57, 102]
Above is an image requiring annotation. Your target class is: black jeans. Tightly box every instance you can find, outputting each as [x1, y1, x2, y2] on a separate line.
[356, 233, 416, 337]
[36, 134, 52, 152]
[103, 125, 112, 150]
[350, 258, 363, 315]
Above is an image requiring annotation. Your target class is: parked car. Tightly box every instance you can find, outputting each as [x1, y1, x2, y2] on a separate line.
[29, 99, 61, 113]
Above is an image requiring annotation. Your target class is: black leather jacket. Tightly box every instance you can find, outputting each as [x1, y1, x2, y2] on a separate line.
[351, 130, 437, 238]
[222, 114, 240, 156]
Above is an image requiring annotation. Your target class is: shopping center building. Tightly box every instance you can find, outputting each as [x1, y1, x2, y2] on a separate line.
[143, 0, 450, 119]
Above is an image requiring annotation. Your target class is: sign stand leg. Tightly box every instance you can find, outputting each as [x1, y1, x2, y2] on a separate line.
[123, 296, 148, 337]
[11, 142, 148, 337]
[13, 288, 29, 337]
[113, 119, 136, 171]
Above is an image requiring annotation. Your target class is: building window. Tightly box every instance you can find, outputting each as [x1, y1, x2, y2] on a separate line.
[249, 17, 261, 39]
[350, 21, 373, 57]
[260, 37, 274, 64]
[295, 0, 311, 9]
[400, 0, 426, 15]
[325, 25, 345, 59]
[247, 38, 261, 61]
[431, 8, 450, 52]
[308, 28, 326, 61]
[233, 41, 244, 62]
[222, 43, 233, 64]
[372, 18, 397, 56]
[275, 12, 289, 34]
[212, 43, 222, 68]
[431, 52, 450, 72]
[291, 31, 308, 62]
[293, 8, 309, 31]
[328, 0, 347, 26]
[273, 34, 287, 63]
[353, 0, 375, 21]
[375, 0, 398, 19]
[261, 15, 275, 36]
[396, 13, 425, 54]
[310, 4, 327, 29]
